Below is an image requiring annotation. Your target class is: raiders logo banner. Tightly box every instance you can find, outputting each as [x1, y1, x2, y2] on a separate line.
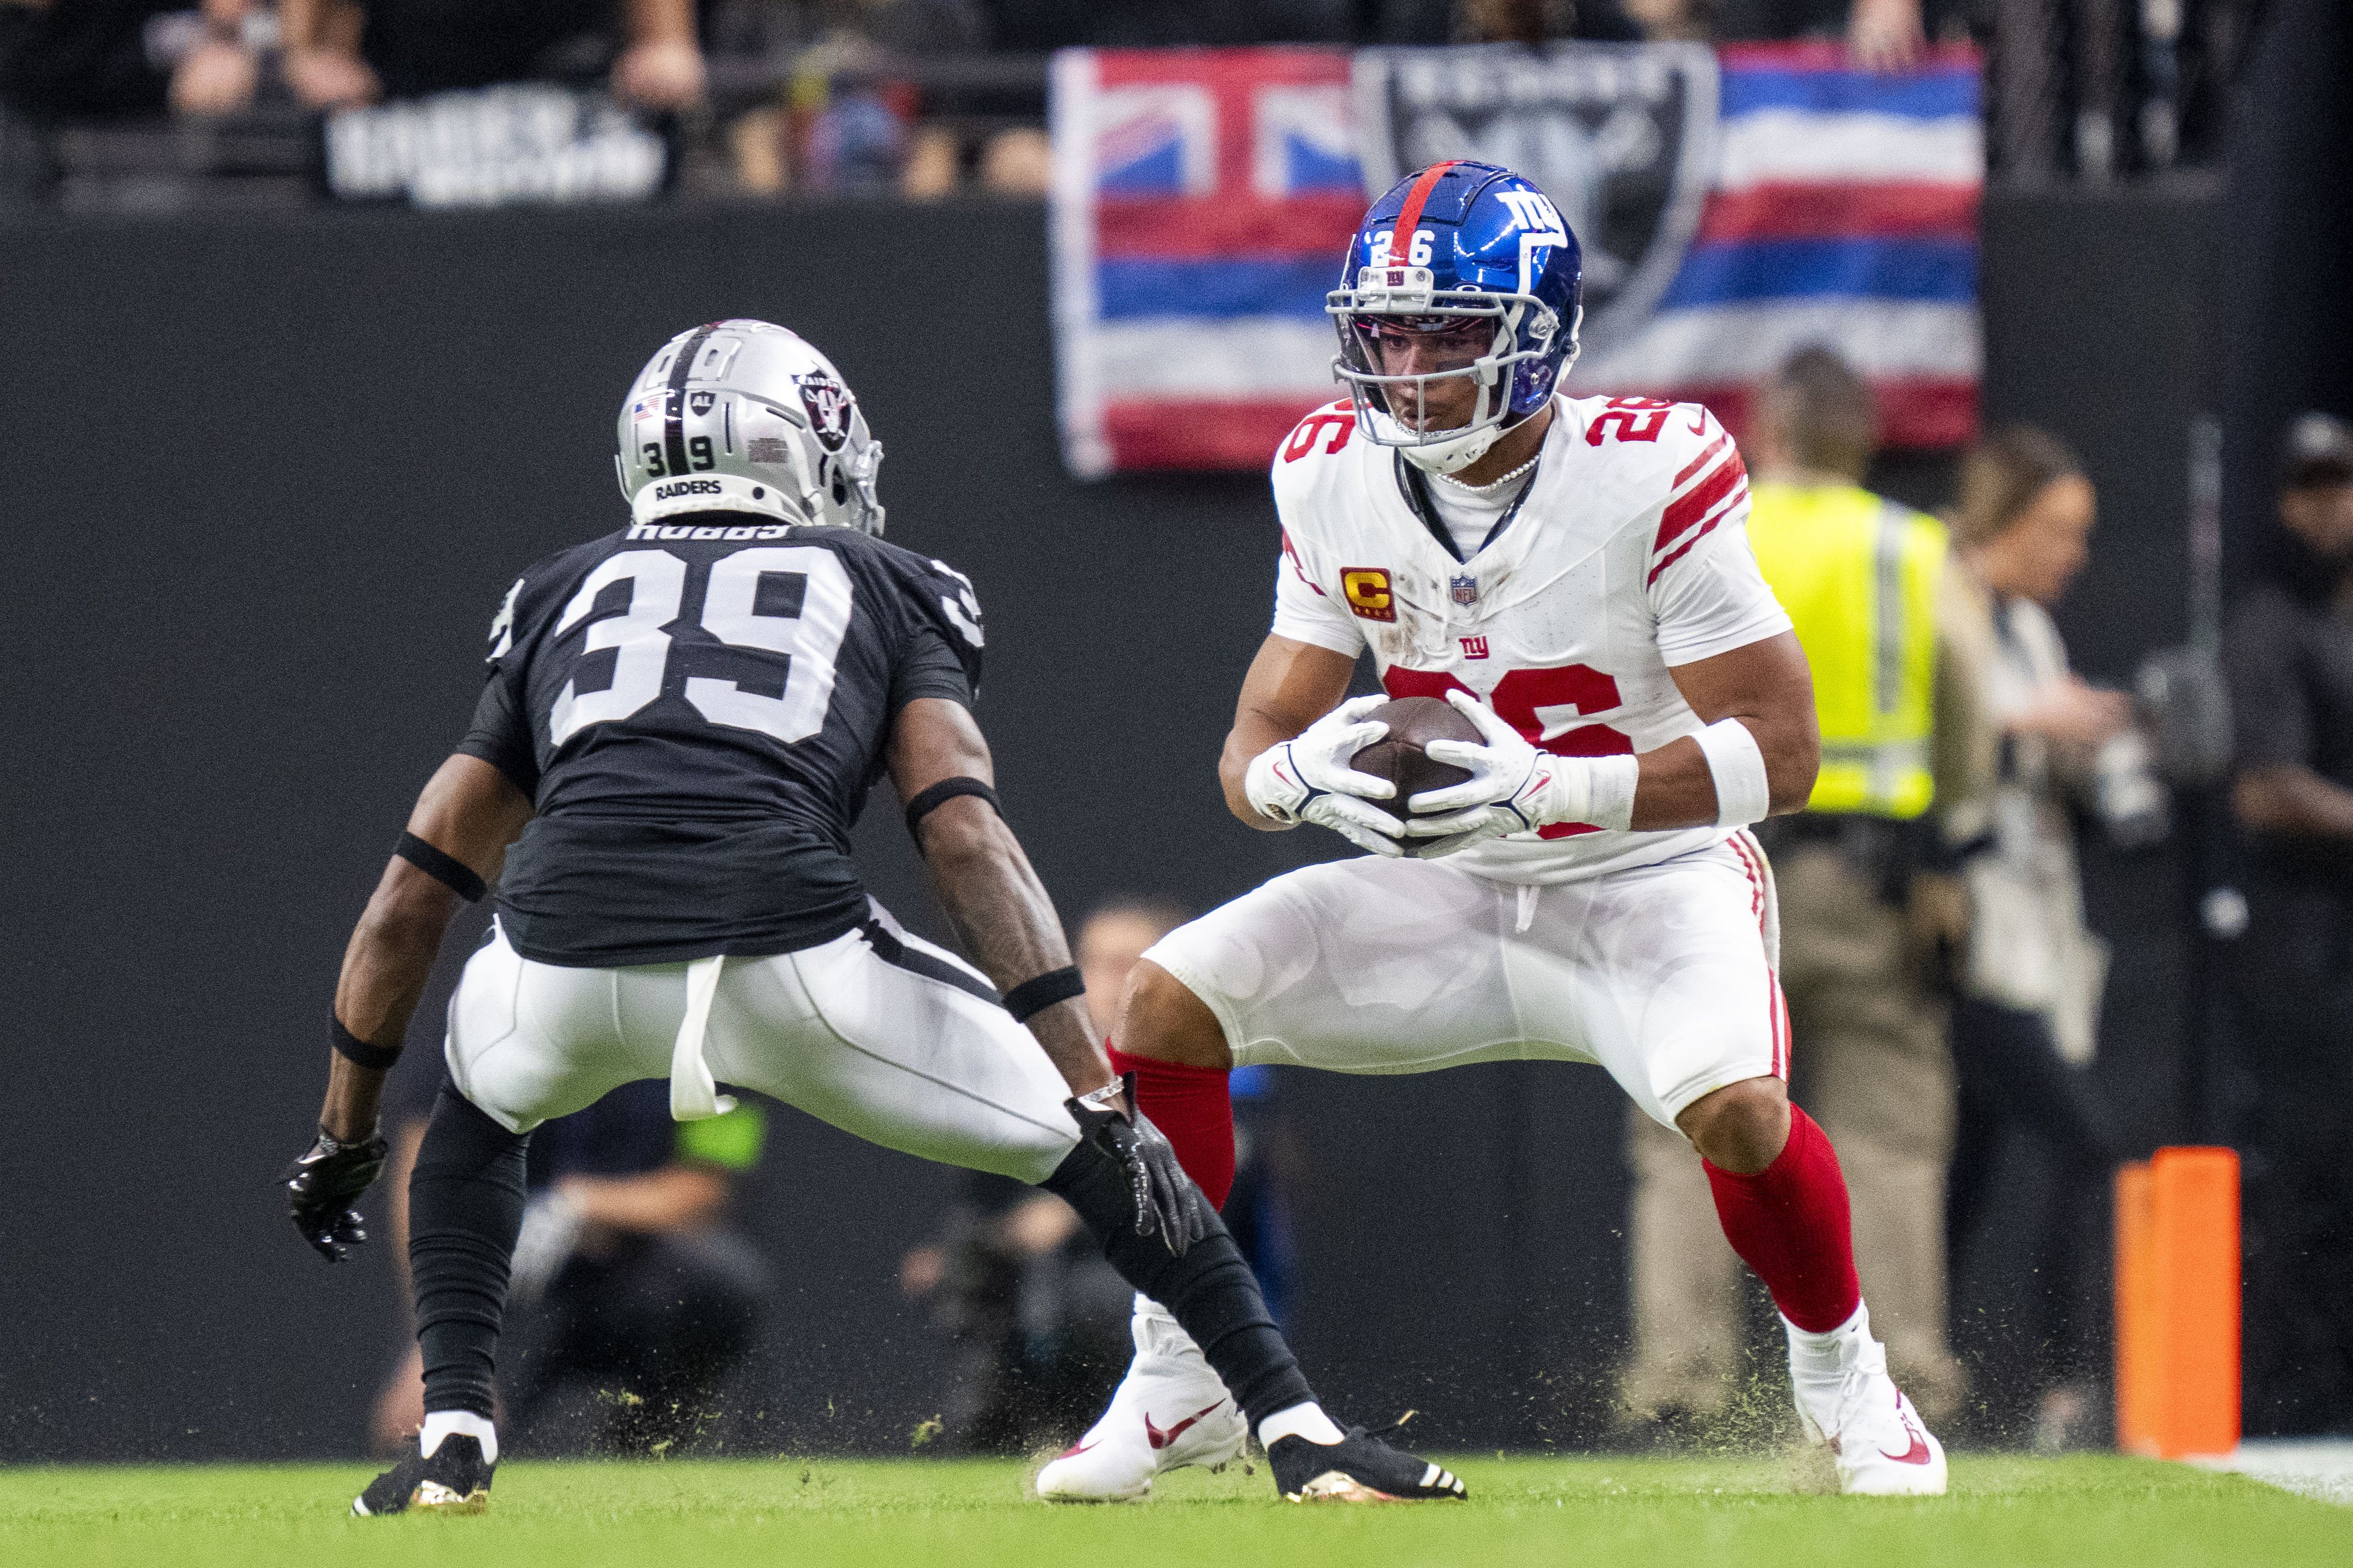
[1354, 43, 1719, 368]
[1049, 42, 1981, 473]
[1351, 41, 1982, 449]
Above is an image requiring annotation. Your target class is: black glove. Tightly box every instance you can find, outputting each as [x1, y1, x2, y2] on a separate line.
[283, 1127, 388, 1263]
[1065, 1072, 1209, 1257]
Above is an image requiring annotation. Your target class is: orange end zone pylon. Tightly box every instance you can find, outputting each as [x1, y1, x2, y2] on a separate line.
[2114, 1147, 2240, 1459]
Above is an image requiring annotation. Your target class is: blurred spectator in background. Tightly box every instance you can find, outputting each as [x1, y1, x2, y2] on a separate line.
[0, 0, 260, 121]
[1941, 425, 2148, 1450]
[1716, 0, 1933, 68]
[372, 1039, 772, 1456]
[2223, 410, 2353, 1436]
[1626, 0, 1978, 68]
[1618, 348, 1978, 1437]
[275, 0, 704, 110]
[897, 898, 1186, 1452]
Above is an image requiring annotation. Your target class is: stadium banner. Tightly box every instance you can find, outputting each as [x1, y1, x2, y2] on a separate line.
[324, 84, 667, 208]
[1556, 41, 1984, 447]
[1051, 42, 1980, 475]
[1050, 47, 1363, 477]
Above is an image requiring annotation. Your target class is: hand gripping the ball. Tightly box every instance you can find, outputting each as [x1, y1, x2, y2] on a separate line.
[1404, 690, 1640, 850]
[1242, 694, 1408, 858]
[284, 1128, 389, 1263]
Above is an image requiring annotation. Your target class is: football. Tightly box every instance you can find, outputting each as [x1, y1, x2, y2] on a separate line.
[1350, 695, 1482, 825]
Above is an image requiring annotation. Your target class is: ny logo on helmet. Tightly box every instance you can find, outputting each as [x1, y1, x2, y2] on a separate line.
[796, 372, 853, 452]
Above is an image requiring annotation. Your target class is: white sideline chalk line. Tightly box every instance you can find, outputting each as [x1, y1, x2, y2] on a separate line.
[2193, 1439, 2353, 1507]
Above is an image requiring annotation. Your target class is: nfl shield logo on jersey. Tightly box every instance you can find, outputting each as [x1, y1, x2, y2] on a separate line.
[1451, 573, 1479, 606]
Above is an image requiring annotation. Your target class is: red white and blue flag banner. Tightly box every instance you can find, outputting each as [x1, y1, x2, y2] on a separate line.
[1052, 42, 1981, 476]
[1563, 42, 1982, 447]
[1050, 47, 1362, 478]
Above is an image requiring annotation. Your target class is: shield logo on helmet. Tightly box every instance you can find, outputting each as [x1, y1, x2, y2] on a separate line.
[688, 390, 716, 416]
[1353, 43, 1719, 361]
[796, 372, 853, 453]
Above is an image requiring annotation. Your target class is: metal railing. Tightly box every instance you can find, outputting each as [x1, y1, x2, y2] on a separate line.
[1988, 0, 2258, 181]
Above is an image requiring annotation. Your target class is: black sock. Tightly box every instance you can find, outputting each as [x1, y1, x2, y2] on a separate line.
[409, 1084, 530, 1422]
[1042, 1141, 1314, 1429]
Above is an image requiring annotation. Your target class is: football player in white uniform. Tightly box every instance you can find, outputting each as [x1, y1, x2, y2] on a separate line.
[1038, 162, 1947, 1500]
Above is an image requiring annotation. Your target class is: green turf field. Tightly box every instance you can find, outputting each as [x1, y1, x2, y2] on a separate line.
[2, 1452, 2344, 1568]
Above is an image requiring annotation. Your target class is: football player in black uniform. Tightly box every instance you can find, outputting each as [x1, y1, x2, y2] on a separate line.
[281, 321, 1464, 1514]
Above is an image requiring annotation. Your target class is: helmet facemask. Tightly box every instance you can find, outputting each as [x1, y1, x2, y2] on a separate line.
[1329, 265, 1559, 475]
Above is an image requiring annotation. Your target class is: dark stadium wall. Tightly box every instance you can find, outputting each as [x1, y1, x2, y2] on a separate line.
[0, 187, 2211, 1461]
[2215, 0, 2353, 591]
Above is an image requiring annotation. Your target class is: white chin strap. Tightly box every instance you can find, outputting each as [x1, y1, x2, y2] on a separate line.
[1374, 409, 1507, 476]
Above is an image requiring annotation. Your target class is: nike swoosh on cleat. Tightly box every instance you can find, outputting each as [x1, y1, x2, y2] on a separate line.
[1056, 1440, 1099, 1459]
[1880, 1400, 1933, 1465]
[1145, 1401, 1226, 1451]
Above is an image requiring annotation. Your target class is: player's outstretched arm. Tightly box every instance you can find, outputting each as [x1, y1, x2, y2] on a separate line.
[892, 697, 1208, 1253]
[286, 755, 531, 1262]
[888, 698, 1108, 1096]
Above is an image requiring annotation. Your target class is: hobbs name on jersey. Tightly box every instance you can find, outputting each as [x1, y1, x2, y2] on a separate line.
[626, 519, 798, 543]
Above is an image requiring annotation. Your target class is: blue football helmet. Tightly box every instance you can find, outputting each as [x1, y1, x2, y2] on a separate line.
[1328, 160, 1584, 475]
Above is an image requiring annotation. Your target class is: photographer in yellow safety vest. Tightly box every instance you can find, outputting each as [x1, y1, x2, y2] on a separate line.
[1619, 349, 1991, 1437]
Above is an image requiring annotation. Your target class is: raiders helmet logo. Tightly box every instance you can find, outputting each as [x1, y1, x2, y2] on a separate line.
[796, 371, 853, 452]
[688, 390, 716, 416]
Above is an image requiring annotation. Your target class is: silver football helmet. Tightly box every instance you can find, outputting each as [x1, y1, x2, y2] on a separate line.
[615, 320, 885, 535]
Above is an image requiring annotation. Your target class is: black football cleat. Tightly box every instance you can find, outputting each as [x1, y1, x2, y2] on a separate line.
[352, 1433, 494, 1516]
[1268, 1421, 1467, 1503]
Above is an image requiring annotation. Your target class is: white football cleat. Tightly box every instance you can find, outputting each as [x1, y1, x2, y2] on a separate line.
[1035, 1300, 1247, 1502]
[1787, 1307, 1948, 1496]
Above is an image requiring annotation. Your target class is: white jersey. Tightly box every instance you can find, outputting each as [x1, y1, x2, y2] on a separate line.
[1268, 392, 1793, 885]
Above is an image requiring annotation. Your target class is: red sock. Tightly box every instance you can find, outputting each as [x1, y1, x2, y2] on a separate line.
[1109, 1047, 1236, 1211]
[1702, 1105, 1862, 1333]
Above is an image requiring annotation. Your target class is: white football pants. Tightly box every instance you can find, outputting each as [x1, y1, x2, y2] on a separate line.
[445, 901, 1081, 1183]
[1143, 833, 1785, 1130]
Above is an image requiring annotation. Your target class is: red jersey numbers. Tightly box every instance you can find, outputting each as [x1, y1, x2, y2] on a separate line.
[1341, 568, 1396, 622]
[1282, 404, 1356, 463]
[1585, 395, 1674, 447]
[1382, 662, 1634, 837]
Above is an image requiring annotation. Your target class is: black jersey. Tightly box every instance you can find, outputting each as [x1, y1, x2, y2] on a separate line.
[457, 513, 986, 968]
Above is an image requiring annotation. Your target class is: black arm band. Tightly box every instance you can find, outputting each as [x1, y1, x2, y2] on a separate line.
[1002, 966, 1086, 1024]
[331, 1016, 403, 1072]
[904, 777, 1001, 842]
[395, 831, 486, 903]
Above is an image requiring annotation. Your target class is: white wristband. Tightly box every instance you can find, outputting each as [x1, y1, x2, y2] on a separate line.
[1693, 718, 1771, 828]
[1577, 753, 1641, 833]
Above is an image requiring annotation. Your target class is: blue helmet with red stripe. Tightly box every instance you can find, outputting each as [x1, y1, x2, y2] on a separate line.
[1328, 160, 1584, 474]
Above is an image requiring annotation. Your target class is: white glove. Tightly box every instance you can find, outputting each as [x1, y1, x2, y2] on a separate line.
[1404, 689, 1639, 850]
[1243, 694, 1407, 858]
